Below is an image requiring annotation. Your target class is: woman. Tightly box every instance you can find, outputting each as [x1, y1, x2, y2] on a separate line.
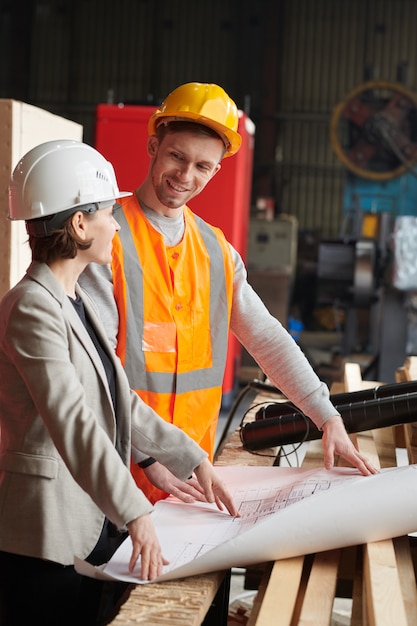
[0, 140, 238, 625]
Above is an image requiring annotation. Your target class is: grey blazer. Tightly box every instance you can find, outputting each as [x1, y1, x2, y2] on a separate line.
[0, 262, 206, 565]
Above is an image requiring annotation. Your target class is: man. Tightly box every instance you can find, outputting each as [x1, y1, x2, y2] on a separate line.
[80, 82, 377, 503]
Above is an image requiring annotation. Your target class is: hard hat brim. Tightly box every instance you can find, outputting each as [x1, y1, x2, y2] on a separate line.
[149, 111, 242, 157]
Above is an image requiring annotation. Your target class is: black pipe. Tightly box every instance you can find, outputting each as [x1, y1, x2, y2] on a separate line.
[241, 389, 417, 451]
[254, 380, 417, 421]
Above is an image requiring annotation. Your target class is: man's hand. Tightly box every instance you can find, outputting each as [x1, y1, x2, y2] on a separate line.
[144, 460, 239, 516]
[194, 458, 240, 517]
[321, 415, 379, 475]
[143, 461, 207, 503]
[127, 514, 169, 580]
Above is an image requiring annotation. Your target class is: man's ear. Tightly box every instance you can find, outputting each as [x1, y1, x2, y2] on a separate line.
[147, 135, 158, 157]
[211, 162, 222, 179]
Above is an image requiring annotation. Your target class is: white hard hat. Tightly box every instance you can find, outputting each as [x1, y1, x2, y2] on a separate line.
[8, 139, 131, 222]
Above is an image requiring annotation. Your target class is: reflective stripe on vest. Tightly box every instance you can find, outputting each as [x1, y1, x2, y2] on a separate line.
[115, 208, 230, 394]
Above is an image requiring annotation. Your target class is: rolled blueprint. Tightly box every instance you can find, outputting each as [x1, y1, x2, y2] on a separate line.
[75, 465, 417, 584]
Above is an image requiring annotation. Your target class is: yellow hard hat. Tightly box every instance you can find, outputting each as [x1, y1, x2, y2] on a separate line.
[148, 82, 242, 157]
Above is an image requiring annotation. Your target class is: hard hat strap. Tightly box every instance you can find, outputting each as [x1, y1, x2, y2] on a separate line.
[25, 201, 110, 238]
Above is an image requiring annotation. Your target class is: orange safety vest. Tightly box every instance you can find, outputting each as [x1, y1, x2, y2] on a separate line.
[111, 195, 235, 502]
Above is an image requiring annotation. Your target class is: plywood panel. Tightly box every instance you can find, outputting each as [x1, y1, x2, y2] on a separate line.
[0, 99, 82, 297]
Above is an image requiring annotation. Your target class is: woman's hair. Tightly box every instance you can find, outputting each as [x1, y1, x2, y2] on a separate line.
[29, 211, 94, 264]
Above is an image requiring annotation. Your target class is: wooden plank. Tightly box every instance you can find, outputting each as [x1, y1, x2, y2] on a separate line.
[110, 571, 226, 625]
[403, 357, 417, 380]
[364, 541, 408, 626]
[355, 428, 396, 469]
[298, 550, 341, 626]
[343, 362, 380, 394]
[394, 536, 417, 625]
[343, 362, 364, 393]
[371, 427, 397, 468]
[214, 429, 277, 468]
[247, 557, 304, 626]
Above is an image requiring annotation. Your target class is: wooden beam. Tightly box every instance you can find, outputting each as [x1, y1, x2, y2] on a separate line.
[297, 550, 341, 626]
[364, 541, 408, 626]
[247, 557, 304, 626]
[110, 571, 226, 626]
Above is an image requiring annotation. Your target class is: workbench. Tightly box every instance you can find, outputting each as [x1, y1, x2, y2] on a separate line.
[109, 361, 417, 625]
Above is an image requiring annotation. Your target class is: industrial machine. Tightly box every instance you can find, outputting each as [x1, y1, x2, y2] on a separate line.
[326, 80, 417, 381]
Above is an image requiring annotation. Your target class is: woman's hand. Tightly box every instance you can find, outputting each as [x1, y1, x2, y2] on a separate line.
[321, 415, 379, 475]
[127, 514, 169, 580]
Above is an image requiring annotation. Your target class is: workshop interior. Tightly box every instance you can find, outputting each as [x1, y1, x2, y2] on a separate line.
[3, 1, 417, 624]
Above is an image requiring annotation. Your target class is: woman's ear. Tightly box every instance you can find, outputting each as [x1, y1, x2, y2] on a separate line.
[71, 211, 88, 240]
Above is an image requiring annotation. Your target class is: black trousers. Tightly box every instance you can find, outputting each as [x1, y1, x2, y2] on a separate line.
[0, 521, 128, 626]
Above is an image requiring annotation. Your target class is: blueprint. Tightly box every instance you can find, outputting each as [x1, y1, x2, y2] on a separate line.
[74, 464, 417, 584]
